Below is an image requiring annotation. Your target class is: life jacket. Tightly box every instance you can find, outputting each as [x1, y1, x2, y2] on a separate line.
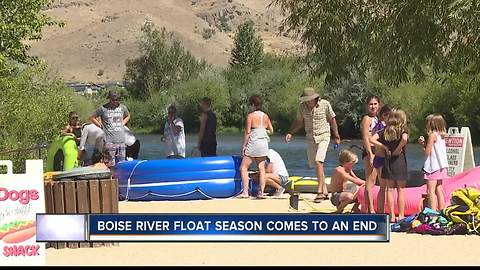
[442, 187, 480, 234]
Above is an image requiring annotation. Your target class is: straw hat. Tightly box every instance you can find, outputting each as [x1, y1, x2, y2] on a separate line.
[299, 87, 319, 103]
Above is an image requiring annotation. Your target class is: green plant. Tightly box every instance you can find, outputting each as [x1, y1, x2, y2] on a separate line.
[171, 77, 231, 133]
[124, 21, 207, 100]
[273, 0, 480, 85]
[202, 28, 216, 39]
[229, 20, 264, 70]
[0, 64, 91, 171]
[0, 0, 63, 74]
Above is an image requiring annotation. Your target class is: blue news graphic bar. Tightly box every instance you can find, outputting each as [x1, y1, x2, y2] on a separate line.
[88, 214, 389, 242]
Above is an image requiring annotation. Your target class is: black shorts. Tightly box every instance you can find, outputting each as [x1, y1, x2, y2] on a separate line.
[200, 142, 217, 157]
[126, 140, 140, 159]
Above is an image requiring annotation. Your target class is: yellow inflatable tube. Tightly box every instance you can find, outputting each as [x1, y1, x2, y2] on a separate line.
[46, 136, 78, 172]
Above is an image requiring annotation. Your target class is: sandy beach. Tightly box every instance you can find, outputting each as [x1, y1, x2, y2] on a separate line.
[46, 194, 480, 266]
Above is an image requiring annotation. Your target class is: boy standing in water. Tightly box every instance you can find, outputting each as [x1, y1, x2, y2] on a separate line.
[330, 150, 365, 213]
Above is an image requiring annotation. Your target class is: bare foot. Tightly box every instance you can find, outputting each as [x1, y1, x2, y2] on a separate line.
[236, 193, 249, 199]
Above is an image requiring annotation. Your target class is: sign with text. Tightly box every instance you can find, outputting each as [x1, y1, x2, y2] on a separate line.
[0, 160, 45, 266]
[446, 127, 475, 176]
[84, 214, 389, 242]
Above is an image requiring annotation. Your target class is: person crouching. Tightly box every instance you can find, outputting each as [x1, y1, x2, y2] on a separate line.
[330, 149, 365, 213]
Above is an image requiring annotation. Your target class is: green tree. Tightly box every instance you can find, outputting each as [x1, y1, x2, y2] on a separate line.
[124, 21, 207, 99]
[229, 20, 264, 70]
[273, 0, 480, 85]
[0, 64, 89, 171]
[0, 0, 61, 73]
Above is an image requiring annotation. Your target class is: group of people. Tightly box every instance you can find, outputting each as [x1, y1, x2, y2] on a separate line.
[60, 91, 220, 168]
[360, 96, 449, 222]
[237, 88, 449, 223]
[61, 88, 450, 221]
[160, 97, 218, 159]
[61, 91, 139, 168]
[238, 88, 340, 200]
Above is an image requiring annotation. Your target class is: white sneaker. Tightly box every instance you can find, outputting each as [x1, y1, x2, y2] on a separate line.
[273, 187, 285, 198]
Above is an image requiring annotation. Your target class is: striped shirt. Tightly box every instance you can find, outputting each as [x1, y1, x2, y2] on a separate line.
[298, 99, 336, 143]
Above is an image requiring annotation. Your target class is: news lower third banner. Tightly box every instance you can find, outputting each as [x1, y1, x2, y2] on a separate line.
[36, 214, 389, 242]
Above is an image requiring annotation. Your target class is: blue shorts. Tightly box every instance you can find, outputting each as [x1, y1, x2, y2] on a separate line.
[373, 156, 385, 169]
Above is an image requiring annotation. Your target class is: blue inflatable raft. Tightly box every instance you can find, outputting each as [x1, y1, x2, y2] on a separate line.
[114, 156, 244, 201]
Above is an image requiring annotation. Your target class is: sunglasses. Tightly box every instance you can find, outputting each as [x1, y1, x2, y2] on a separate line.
[71, 116, 79, 120]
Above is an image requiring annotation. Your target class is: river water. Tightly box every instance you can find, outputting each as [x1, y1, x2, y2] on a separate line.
[136, 134, 480, 180]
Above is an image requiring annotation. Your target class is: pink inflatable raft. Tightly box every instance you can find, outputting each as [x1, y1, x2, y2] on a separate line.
[356, 166, 480, 215]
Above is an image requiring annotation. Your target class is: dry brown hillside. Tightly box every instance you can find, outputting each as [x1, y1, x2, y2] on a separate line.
[29, 0, 299, 83]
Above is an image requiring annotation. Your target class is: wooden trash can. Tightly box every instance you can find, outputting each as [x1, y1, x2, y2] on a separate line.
[44, 177, 119, 249]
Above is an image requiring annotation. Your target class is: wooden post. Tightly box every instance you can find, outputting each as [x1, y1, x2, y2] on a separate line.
[44, 181, 55, 249]
[89, 180, 103, 248]
[76, 180, 91, 248]
[52, 182, 66, 249]
[100, 179, 112, 247]
[64, 180, 79, 249]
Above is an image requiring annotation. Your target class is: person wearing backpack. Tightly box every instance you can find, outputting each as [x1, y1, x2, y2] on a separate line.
[419, 114, 449, 211]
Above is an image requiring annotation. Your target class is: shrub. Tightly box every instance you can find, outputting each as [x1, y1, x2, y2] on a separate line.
[0, 64, 91, 171]
[229, 20, 263, 69]
[171, 76, 230, 133]
[123, 93, 173, 133]
[124, 21, 207, 100]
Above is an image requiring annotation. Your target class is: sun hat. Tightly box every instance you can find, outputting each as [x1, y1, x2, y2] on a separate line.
[299, 87, 320, 103]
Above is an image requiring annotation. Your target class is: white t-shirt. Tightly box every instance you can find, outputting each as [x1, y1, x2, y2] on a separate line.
[80, 124, 137, 151]
[267, 149, 289, 177]
[124, 126, 136, 147]
[79, 124, 104, 152]
[164, 117, 186, 157]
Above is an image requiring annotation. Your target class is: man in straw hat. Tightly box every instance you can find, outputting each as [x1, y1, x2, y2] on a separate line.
[285, 87, 341, 203]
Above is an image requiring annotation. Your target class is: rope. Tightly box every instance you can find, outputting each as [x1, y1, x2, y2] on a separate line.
[125, 160, 148, 201]
[301, 195, 324, 212]
[126, 189, 200, 200]
[124, 188, 245, 201]
[472, 214, 480, 235]
[286, 193, 324, 212]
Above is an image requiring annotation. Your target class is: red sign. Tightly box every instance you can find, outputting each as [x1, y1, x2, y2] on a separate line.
[446, 136, 464, 148]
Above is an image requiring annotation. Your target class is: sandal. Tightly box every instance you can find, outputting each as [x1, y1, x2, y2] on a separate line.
[313, 193, 329, 203]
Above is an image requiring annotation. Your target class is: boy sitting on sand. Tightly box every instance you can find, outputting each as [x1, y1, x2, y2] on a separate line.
[330, 149, 365, 213]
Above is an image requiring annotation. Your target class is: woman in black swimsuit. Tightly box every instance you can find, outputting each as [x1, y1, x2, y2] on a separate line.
[360, 96, 381, 213]
[62, 111, 83, 146]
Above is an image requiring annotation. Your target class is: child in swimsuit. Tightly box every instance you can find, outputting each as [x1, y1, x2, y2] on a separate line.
[364, 105, 391, 213]
[330, 149, 365, 213]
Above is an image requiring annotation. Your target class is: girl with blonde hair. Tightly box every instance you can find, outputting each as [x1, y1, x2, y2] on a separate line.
[378, 109, 409, 222]
[418, 114, 448, 211]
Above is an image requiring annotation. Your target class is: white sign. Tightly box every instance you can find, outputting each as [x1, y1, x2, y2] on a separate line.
[445, 127, 475, 176]
[0, 160, 45, 266]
